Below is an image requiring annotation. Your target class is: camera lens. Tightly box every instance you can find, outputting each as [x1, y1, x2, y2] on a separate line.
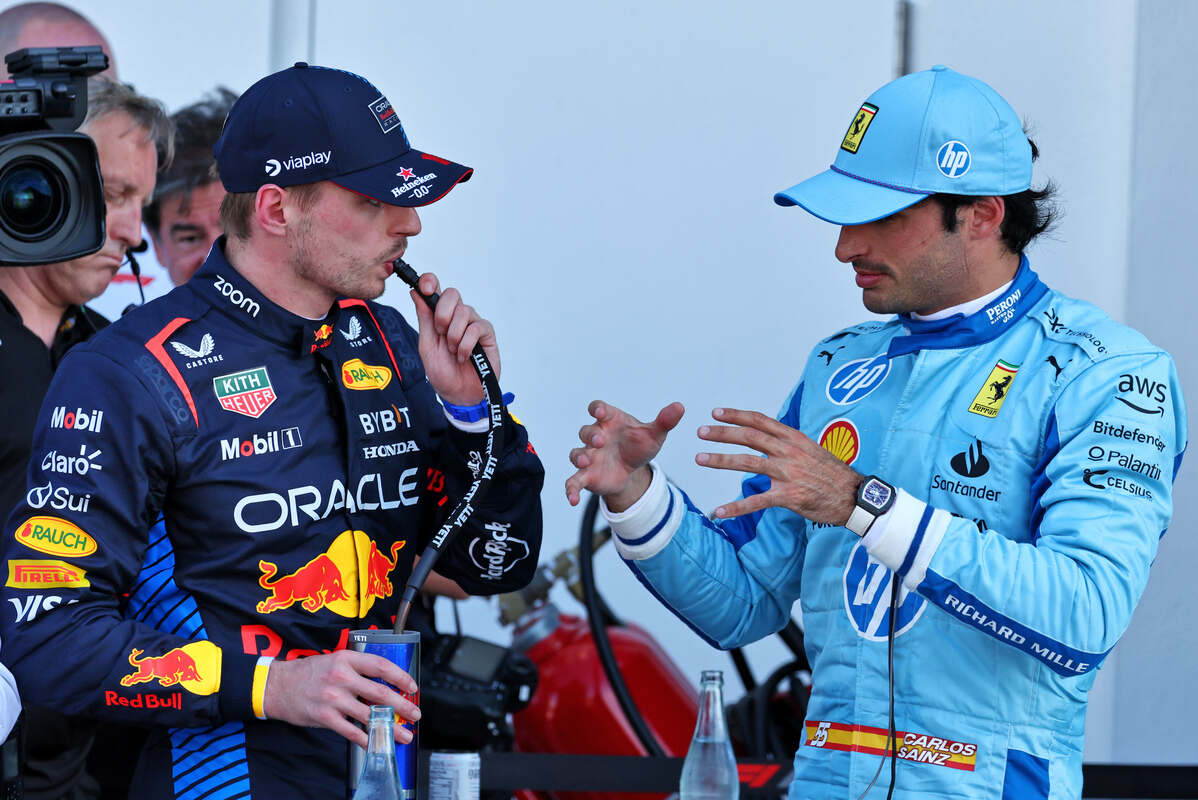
[0, 158, 67, 240]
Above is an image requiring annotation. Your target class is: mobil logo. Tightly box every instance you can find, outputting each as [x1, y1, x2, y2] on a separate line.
[256, 530, 407, 617]
[49, 406, 103, 433]
[842, 541, 926, 641]
[119, 641, 220, 695]
[826, 354, 890, 405]
[936, 140, 971, 179]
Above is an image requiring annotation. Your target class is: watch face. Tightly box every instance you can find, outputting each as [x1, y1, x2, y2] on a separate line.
[861, 479, 892, 508]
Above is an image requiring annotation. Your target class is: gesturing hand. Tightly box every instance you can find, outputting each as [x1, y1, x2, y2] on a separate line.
[262, 649, 420, 748]
[565, 400, 685, 511]
[409, 272, 500, 407]
[695, 407, 862, 526]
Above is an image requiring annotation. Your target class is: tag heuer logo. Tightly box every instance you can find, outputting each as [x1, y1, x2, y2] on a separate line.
[213, 367, 277, 418]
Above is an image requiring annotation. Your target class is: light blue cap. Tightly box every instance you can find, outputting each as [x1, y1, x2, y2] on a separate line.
[774, 66, 1032, 225]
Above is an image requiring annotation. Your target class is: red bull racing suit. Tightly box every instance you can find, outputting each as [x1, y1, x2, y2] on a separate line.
[0, 240, 544, 798]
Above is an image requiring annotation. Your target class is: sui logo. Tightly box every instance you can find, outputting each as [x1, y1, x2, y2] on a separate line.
[936, 140, 971, 178]
[826, 355, 890, 405]
[842, 542, 926, 641]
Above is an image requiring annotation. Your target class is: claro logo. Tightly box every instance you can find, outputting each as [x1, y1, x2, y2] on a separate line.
[233, 470, 420, 533]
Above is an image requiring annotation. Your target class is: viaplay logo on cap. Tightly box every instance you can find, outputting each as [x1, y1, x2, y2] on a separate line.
[937, 140, 971, 178]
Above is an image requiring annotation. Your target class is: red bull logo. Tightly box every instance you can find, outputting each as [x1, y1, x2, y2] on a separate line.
[311, 324, 334, 353]
[119, 642, 220, 695]
[257, 531, 406, 617]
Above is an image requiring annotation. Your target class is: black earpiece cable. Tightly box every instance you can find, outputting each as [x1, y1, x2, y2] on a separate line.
[390, 258, 505, 633]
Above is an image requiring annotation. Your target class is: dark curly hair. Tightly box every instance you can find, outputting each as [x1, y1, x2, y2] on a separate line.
[143, 87, 238, 235]
[931, 137, 1058, 255]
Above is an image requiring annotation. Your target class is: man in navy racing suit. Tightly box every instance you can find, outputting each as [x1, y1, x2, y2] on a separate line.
[1, 63, 544, 798]
[565, 66, 1186, 799]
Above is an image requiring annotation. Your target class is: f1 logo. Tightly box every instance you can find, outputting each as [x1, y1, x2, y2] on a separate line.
[936, 140, 971, 178]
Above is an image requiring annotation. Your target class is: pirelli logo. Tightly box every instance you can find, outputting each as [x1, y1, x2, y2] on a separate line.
[7, 559, 89, 589]
[804, 720, 977, 771]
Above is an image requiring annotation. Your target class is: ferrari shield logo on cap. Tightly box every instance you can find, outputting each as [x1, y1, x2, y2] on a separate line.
[841, 103, 878, 154]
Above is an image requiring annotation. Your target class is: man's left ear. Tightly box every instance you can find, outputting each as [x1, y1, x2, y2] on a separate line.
[966, 196, 1006, 240]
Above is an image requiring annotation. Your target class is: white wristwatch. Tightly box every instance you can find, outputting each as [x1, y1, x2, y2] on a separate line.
[845, 475, 896, 537]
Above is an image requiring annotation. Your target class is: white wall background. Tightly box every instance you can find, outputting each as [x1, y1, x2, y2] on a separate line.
[9, 0, 1195, 765]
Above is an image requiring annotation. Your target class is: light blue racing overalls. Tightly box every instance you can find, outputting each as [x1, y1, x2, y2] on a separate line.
[606, 259, 1186, 799]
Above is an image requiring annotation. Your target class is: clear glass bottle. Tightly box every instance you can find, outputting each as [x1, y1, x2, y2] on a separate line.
[353, 705, 402, 800]
[679, 670, 739, 800]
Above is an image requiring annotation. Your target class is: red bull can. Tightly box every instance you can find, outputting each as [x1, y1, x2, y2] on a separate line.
[349, 630, 420, 799]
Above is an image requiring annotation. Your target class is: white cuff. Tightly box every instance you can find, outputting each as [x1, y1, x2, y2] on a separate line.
[444, 409, 489, 433]
[602, 462, 684, 561]
[862, 488, 951, 589]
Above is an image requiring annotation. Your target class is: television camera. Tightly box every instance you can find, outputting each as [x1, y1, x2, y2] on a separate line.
[0, 45, 107, 266]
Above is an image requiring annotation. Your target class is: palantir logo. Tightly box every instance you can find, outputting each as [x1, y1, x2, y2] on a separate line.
[265, 159, 281, 177]
[843, 542, 926, 641]
[826, 354, 891, 405]
[936, 140, 971, 178]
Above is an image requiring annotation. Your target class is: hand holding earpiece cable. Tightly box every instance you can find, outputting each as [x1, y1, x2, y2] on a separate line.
[390, 258, 506, 634]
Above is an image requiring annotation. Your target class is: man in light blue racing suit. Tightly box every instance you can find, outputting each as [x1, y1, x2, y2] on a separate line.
[565, 66, 1187, 799]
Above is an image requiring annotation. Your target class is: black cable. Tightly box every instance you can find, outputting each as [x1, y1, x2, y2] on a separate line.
[886, 576, 898, 800]
[729, 648, 757, 693]
[579, 491, 667, 758]
[391, 258, 505, 633]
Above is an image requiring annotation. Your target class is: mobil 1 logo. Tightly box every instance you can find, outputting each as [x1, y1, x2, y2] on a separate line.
[826, 354, 891, 405]
[843, 542, 926, 640]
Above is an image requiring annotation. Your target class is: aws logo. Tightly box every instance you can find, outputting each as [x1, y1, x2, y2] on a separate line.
[1116, 373, 1167, 416]
[342, 359, 392, 391]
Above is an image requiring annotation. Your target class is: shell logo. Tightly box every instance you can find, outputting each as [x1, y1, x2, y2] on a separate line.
[818, 419, 860, 465]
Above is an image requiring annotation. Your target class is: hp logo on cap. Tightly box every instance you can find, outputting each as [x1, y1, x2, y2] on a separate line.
[936, 140, 971, 178]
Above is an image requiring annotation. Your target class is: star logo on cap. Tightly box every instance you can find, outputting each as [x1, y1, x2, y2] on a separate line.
[397, 167, 415, 180]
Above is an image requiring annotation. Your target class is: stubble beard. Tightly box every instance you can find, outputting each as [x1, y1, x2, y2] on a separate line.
[290, 219, 393, 302]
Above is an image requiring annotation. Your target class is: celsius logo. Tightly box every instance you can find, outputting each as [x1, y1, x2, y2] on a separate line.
[950, 440, 990, 478]
[264, 159, 281, 177]
[826, 355, 891, 405]
[937, 140, 971, 178]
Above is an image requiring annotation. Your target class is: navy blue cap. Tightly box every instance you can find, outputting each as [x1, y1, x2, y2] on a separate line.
[214, 62, 472, 206]
[774, 66, 1031, 225]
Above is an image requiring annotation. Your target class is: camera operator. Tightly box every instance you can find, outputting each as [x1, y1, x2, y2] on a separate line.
[0, 76, 172, 800]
